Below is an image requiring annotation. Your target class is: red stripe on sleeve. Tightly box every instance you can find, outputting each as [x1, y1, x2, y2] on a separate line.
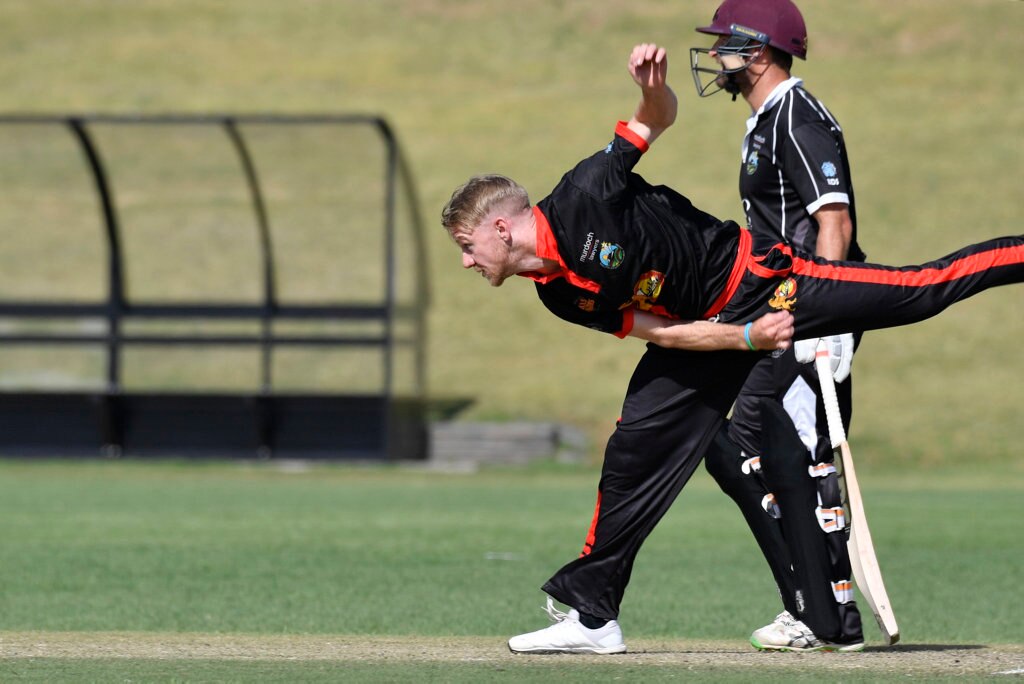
[614, 307, 635, 338]
[615, 121, 650, 153]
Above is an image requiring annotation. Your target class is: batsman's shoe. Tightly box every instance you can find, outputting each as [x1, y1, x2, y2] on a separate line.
[507, 597, 626, 654]
[750, 611, 864, 653]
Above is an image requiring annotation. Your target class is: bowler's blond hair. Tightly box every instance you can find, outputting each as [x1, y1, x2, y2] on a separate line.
[440, 175, 530, 237]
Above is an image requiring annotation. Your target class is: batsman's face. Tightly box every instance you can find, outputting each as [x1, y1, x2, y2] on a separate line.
[455, 220, 514, 287]
[711, 36, 749, 71]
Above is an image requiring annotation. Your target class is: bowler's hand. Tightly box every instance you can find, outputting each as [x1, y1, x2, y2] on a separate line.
[628, 43, 668, 90]
[625, 43, 676, 144]
[750, 311, 794, 351]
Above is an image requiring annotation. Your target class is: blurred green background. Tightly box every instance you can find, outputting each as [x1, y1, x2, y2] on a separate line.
[0, 0, 1020, 467]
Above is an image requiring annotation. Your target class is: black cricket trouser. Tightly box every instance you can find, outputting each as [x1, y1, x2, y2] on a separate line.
[723, 235, 1024, 338]
[542, 346, 760, 620]
[717, 345, 864, 643]
[727, 343, 855, 461]
[541, 234, 1023, 621]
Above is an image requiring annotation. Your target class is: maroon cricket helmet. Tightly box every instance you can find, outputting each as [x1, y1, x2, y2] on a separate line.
[696, 0, 808, 60]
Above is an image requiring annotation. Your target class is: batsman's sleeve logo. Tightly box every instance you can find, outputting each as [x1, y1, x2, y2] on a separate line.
[768, 277, 798, 311]
[821, 160, 840, 186]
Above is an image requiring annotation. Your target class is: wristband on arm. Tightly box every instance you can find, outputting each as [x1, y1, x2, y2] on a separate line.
[744, 322, 757, 351]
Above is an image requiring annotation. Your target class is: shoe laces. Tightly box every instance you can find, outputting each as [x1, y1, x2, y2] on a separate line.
[774, 611, 796, 627]
[784, 618, 823, 645]
[543, 596, 571, 623]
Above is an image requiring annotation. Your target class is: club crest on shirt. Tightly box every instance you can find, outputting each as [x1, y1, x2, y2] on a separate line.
[626, 270, 665, 310]
[746, 151, 759, 175]
[768, 277, 798, 311]
[599, 242, 624, 269]
[575, 297, 596, 312]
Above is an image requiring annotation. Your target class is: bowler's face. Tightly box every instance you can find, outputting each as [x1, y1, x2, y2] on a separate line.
[455, 222, 513, 287]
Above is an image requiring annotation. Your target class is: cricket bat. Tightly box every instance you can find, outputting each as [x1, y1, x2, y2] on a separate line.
[815, 340, 900, 646]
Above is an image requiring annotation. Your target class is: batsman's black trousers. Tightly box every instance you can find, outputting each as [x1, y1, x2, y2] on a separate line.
[542, 235, 1024, 620]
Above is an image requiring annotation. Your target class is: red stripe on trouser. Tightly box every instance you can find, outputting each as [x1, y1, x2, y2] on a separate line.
[791, 243, 1024, 286]
[776, 237, 1024, 340]
[580, 490, 602, 557]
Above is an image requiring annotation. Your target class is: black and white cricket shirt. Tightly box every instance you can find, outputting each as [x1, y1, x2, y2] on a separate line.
[740, 77, 865, 261]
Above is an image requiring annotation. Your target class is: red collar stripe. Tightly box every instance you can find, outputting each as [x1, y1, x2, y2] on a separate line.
[519, 206, 602, 293]
[532, 205, 561, 262]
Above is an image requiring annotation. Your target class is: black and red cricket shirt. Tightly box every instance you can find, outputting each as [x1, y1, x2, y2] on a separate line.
[520, 122, 750, 337]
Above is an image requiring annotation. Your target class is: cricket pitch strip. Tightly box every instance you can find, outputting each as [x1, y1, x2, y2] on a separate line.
[1, 632, 1022, 678]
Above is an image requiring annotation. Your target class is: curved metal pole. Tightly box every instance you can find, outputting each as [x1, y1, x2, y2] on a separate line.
[365, 120, 398, 459]
[394, 138, 429, 399]
[379, 120, 429, 398]
[223, 118, 277, 394]
[67, 118, 125, 392]
[375, 119, 429, 460]
[378, 120, 398, 403]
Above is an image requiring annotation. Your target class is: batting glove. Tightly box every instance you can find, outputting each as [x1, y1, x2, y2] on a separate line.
[793, 333, 854, 383]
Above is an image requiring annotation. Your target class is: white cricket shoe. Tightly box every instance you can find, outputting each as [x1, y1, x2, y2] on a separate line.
[507, 597, 626, 654]
[750, 611, 864, 652]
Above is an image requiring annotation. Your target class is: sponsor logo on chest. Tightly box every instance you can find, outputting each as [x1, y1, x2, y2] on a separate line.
[579, 233, 624, 269]
[579, 232, 598, 262]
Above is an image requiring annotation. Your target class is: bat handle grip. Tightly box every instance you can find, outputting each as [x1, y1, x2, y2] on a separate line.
[814, 339, 846, 447]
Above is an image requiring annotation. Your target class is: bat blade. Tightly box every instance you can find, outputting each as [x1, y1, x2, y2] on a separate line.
[837, 440, 900, 645]
[815, 342, 899, 646]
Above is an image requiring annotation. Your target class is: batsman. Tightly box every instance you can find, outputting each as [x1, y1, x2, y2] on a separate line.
[691, 0, 868, 650]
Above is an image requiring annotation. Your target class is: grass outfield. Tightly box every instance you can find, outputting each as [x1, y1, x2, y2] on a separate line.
[0, 460, 1021, 680]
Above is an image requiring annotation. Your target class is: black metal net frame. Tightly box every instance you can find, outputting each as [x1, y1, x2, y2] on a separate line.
[0, 114, 429, 459]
